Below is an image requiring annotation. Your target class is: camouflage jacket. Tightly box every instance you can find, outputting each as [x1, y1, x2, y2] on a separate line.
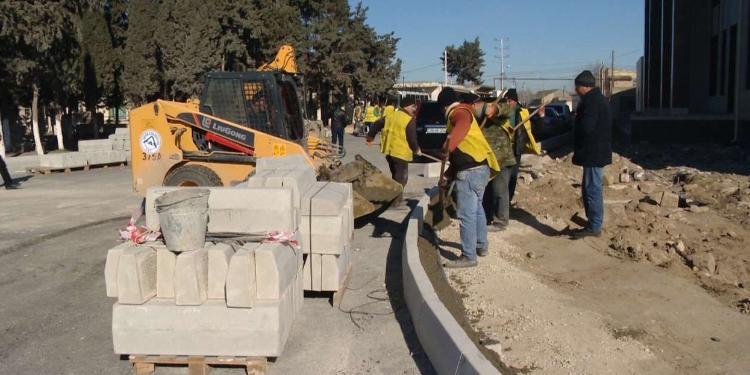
[482, 102, 517, 167]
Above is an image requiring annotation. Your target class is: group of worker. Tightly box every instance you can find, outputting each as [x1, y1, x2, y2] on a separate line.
[368, 70, 612, 268]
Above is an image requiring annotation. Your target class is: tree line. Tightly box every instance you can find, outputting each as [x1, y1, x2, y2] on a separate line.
[0, 0, 401, 155]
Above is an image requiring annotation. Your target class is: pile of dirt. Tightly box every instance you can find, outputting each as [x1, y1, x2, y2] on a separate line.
[513, 144, 750, 310]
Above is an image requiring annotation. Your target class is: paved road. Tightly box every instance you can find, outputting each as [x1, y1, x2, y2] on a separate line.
[0, 134, 437, 374]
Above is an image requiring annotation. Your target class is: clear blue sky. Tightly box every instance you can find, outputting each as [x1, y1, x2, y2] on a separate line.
[351, 0, 644, 91]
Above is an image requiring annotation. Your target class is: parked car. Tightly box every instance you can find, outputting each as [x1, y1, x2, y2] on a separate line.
[529, 104, 571, 140]
[414, 101, 447, 159]
[544, 102, 572, 124]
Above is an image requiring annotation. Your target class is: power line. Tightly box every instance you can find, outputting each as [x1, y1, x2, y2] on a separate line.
[401, 62, 442, 74]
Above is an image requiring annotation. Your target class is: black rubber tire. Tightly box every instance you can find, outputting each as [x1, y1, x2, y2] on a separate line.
[163, 164, 223, 187]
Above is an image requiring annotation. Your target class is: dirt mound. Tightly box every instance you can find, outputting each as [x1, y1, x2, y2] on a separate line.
[514, 145, 750, 312]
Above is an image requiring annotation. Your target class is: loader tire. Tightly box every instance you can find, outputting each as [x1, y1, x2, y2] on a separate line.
[164, 164, 223, 187]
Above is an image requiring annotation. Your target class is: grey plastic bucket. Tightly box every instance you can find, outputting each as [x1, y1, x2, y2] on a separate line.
[155, 189, 210, 252]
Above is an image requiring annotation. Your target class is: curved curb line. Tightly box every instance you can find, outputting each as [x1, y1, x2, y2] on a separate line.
[403, 187, 502, 375]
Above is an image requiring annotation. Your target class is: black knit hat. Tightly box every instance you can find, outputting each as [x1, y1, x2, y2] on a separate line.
[503, 88, 519, 102]
[437, 87, 459, 108]
[575, 70, 596, 87]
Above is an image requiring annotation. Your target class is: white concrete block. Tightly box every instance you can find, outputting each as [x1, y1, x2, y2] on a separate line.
[39, 152, 89, 169]
[207, 243, 234, 299]
[254, 243, 299, 300]
[420, 162, 442, 178]
[292, 256, 304, 313]
[225, 243, 260, 308]
[301, 212, 349, 255]
[174, 249, 209, 305]
[115, 127, 130, 135]
[321, 249, 351, 291]
[105, 243, 134, 297]
[302, 254, 312, 290]
[156, 246, 176, 298]
[116, 247, 157, 304]
[78, 139, 113, 152]
[311, 253, 322, 291]
[255, 154, 310, 172]
[208, 188, 296, 233]
[112, 288, 295, 356]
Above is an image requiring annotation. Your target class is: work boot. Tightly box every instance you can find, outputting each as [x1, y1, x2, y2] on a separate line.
[487, 222, 507, 232]
[570, 227, 602, 239]
[477, 248, 488, 257]
[443, 255, 477, 268]
[4, 182, 20, 190]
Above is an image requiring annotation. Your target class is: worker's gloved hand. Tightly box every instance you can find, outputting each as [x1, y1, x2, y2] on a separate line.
[415, 148, 422, 156]
[437, 150, 449, 161]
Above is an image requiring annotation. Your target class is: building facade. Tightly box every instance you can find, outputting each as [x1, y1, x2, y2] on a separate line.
[640, 0, 749, 142]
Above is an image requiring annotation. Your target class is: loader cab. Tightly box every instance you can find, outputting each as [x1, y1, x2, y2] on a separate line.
[199, 71, 306, 142]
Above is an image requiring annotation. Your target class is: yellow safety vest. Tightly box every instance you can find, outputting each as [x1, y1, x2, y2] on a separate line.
[364, 106, 378, 122]
[501, 107, 541, 155]
[447, 105, 501, 176]
[381, 109, 414, 161]
[383, 105, 395, 118]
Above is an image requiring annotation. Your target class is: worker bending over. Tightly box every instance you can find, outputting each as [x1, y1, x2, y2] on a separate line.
[437, 87, 500, 268]
[366, 96, 421, 205]
[481, 89, 541, 231]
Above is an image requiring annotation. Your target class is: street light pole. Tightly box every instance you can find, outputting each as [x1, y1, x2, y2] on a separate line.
[444, 49, 448, 86]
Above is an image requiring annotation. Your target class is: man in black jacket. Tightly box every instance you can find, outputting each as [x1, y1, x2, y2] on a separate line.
[331, 104, 348, 154]
[571, 70, 612, 238]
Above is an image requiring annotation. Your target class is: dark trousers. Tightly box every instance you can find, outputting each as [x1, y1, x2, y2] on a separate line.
[331, 126, 344, 150]
[508, 163, 520, 202]
[0, 155, 13, 186]
[483, 165, 515, 225]
[386, 155, 409, 203]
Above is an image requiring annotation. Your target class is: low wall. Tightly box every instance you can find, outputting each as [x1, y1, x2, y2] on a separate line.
[402, 188, 501, 375]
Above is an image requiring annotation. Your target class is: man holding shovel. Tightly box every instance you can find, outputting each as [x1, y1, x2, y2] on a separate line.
[437, 87, 500, 268]
[481, 90, 542, 231]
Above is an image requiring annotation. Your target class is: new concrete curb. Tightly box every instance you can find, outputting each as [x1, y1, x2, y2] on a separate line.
[402, 188, 502, 375]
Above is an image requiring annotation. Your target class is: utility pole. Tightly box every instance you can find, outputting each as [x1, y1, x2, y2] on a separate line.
[494, 37, 510, 91]
[444, 49, 448, 86]
[610, 49, 615, 98]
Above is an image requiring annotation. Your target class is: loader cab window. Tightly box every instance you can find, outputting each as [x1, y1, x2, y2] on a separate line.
[200, 79, 247, 126]
[242, 81, 277, 137]
[280, 80, 305, 141]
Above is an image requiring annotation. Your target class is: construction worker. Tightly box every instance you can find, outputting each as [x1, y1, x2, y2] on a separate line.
[363, 101, 380, 135]
[481, 90, 540, 231]
[570, 70, 612, 239]
[331, 103, 348, 154]
[352, 100, 364, 136]
[437, 87, 500, 268]
[1, 154, 19, 189]
[366, 96, 420, 205]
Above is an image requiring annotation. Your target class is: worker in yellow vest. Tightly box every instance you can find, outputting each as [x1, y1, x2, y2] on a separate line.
[363, 101, 380, 135]
[437, 87, 500, 268]
[366, 96, 421, 205]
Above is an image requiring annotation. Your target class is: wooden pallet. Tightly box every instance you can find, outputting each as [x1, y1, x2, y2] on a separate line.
[129, 355, 268, 375]
[26, 161, 127, 175]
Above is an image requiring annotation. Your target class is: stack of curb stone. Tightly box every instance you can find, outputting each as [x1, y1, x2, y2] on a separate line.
[105, 157, 353, 357]
[40, 127, 131, 169]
